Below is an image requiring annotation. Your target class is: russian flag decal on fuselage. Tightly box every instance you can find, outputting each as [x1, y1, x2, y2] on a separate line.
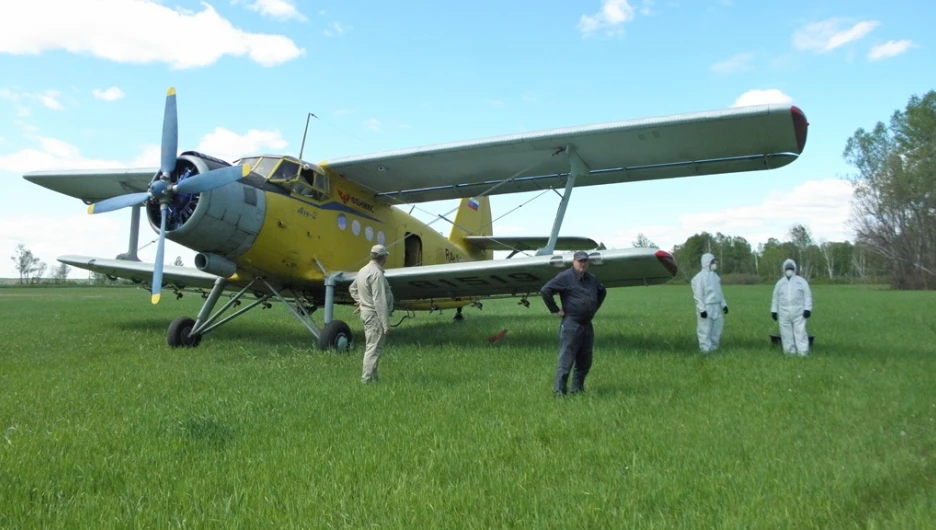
[467, 198, 479, 211]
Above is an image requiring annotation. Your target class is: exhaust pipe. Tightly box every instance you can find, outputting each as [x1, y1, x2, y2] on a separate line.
[195, 252, 237, 278]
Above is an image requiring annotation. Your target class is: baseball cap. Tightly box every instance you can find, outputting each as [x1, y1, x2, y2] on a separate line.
[573, 251, 589, 261]
[371, 244, 389, 257]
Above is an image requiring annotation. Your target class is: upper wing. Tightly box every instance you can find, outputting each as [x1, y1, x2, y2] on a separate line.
[321, 104, 808, 204]
[22, 168, 157, 203]
[336, 248, 677, 306]
[462, 236, 598, 252]
[58, 255, 221, 291]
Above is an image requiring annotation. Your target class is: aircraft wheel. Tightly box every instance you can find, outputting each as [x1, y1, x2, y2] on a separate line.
[319, 320, 352, 351]
[167, 316, 202, 348]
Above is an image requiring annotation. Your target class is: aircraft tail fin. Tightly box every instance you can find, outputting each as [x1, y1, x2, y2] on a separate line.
[450, 196, 493, 260]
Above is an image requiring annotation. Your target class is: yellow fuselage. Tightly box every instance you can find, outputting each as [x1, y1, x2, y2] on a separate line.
[230, 167, 490, 310]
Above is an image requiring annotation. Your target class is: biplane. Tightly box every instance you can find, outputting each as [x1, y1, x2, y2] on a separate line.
[23, 88, 808, 350]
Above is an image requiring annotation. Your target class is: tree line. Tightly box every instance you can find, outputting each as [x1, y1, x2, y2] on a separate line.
[7, 245, 186, 286]
[632, 224, 886, 285]
[9, 244, 70, 284]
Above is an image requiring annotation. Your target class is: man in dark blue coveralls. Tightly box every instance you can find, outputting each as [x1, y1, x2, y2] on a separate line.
[540, 251, 607, 395]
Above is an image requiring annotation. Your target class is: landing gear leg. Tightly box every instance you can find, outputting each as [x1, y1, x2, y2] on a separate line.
[166, 275, 352, 352]
[167, 277, 270, 348]
[318, 273, 352, 351]
[453, 307, 464, 322]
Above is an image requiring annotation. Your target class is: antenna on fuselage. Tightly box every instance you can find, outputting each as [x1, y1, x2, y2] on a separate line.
[298, 112, 318, 162]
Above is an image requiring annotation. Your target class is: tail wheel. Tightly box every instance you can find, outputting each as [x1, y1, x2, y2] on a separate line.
[167, 316, 202, 348]
[319, 320, 352, 351]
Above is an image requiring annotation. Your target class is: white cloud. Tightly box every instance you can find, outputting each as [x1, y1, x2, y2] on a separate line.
[362, 118, 382, 132]
[131, 144, 161, 167]
[0, 88, 64, 112]
[196, 127, 289, 162]
[732, 89, 793, 107]
[606, 179, 855, 251]
[0, 137, 126, 174]
[868, 40, 913, 61]
[0, 127, 288, 175]
[236, 0, 306, 21]
[37, 90, 64, 110]
[0, 0, 304, 69]
[92, 87, 125, 101]
[12, 120, 38, 133]
[324, 22, 350, 37]
[792, 19, 879, 54]
[1, 213, 197, 279]
[710, 52, 755, 74]
[637, 0, 654, 16]
[579, 0, 635, 37]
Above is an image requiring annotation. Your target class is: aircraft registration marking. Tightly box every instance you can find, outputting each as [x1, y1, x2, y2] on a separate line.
[407, 272, 540, 289]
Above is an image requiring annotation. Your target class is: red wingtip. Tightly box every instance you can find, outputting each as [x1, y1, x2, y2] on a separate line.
[790, 106, 809, 154]
[655, 250, 678, 277]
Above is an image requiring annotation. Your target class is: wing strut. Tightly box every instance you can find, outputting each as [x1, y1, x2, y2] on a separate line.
[535, 148, 590, 256]
[116, 205, 142, 262]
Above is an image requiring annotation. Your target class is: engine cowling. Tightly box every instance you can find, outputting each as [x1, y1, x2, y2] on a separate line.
[145, 151, 267, 261]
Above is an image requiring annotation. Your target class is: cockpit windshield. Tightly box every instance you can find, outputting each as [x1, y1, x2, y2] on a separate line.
[250, 157, 280, 178]
[237, 156, 331, 201]
[270, 160, 301, 182]
[237, 156, 261, 170]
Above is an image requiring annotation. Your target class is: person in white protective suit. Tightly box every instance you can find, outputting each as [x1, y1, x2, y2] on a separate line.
[770, 259, 813, 356]
[690, 253, 728, 353]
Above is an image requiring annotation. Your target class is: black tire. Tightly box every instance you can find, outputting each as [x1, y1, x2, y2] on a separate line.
[318, 320, 352, 351]
[167, 316, 202, 348]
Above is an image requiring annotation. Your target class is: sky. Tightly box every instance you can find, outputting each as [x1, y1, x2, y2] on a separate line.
[1, 0, 933, 278]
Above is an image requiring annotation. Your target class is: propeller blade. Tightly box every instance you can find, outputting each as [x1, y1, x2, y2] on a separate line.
[87, 192, 150, 215]
[160, 87, 178, 176]
[151, 205, 168, 305]
[174, 164, 250, 195]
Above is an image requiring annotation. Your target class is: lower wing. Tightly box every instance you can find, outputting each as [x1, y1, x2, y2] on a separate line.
[462, 236, 599, 253]
[338, 248, 677, 305]
[58, 255, 221, 292]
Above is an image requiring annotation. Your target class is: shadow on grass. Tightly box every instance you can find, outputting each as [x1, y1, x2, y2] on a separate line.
[114, 312, 709, 356]
[115, 312, 922, 360]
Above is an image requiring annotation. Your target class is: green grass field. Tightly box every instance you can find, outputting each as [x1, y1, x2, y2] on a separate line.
[1, 285, 934, 528]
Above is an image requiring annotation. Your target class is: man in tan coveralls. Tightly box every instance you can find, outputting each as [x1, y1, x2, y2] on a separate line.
[349, 244, 394, 383]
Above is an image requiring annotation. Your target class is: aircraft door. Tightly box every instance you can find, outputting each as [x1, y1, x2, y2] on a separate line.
[403, 232, 422, 267]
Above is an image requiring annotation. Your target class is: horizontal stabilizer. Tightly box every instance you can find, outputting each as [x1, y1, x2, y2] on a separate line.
[463, 236, 598, 252]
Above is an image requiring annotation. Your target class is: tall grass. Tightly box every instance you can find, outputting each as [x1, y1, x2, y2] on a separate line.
[1, 285, 934, 528]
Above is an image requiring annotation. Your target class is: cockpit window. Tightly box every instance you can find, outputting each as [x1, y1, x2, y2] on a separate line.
[270, 160, 300, 182]
[301, 168, 330, 195]
[293, 182, 325, 201]
[251, 157, 280, 178]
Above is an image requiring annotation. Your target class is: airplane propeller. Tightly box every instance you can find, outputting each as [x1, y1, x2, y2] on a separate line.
[86, 87, 250, 305]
